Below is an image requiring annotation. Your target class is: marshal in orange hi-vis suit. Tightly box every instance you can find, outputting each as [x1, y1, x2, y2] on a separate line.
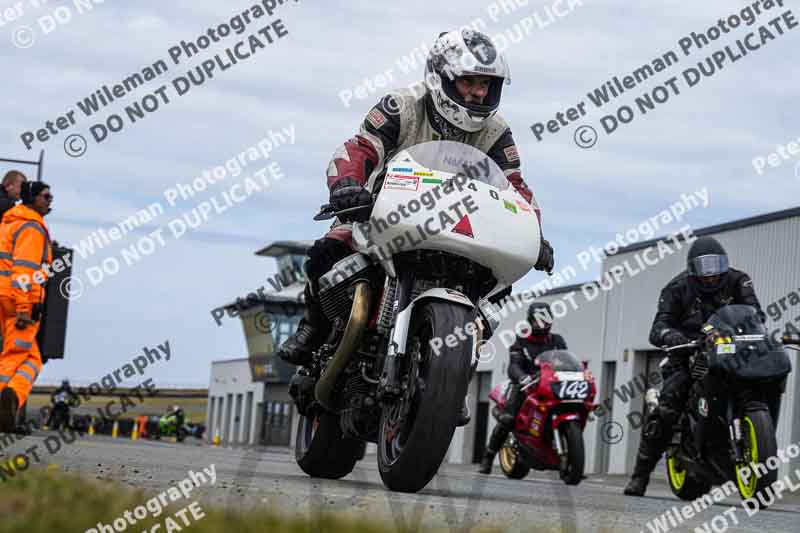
[0, 181, 52, 432]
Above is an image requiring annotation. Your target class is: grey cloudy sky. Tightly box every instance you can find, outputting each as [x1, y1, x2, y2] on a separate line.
[1, 0, 797, 386]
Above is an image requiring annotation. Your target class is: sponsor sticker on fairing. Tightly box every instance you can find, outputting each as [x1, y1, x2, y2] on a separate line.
[516, 200, 531, 213]
[384, 175, 419, 191]
[717, 343, 736, 355]
[503, 200, 518, 214]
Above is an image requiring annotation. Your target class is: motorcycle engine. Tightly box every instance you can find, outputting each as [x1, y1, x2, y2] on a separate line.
[318, 253, 374, 322]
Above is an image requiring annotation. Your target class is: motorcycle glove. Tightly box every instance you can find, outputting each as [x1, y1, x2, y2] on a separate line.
[534, 238, 554, 273]
[329, 177, 372, 221]
[519, 375, 535, 388]
[662, 330, 689, 347]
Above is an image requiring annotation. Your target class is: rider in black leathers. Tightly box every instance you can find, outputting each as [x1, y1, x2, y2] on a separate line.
[48, 379, 77, 429]
[479, 302, 567, 474]
[624, 236, 764, 496]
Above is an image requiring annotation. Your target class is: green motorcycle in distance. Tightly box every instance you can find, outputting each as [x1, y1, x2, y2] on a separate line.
[157, 406, 188, 442]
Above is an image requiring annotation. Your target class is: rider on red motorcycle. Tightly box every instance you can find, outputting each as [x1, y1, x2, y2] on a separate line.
[278, 30, 555, 427]
[479, 302, 567, 474]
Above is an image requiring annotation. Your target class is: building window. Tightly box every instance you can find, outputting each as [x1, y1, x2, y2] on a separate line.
[276, 254, 306, 284]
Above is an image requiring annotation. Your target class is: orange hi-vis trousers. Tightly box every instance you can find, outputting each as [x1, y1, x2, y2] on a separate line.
[0, 296, 42, 407]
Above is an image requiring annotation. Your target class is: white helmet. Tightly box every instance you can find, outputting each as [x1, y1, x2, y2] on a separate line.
[424, 30, 510, 133]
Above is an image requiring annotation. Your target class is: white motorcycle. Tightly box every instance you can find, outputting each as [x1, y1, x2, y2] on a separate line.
[294, 141, 543, 493]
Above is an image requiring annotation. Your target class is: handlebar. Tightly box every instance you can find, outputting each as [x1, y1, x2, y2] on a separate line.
[783, 335, 800, 346]
[661, 340, 700, 353]
[520, 375, 540, 392]
[313, 202, 374, 221]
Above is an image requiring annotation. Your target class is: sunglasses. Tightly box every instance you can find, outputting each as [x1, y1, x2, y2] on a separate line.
[39, 192, 53, 201]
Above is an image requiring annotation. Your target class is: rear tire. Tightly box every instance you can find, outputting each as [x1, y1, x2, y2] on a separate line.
[735, 410, 778, 508]
[559, 422, 584, 485]
[499, 435, 530, 480]
[378, 302, 474, 493]
[295, 412, 365, 480]
[666, 453, 710, 500]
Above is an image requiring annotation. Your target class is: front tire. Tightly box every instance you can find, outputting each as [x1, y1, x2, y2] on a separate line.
[735, 410, 778, 507]
[295, 412, 365, 480]
[499, 435, 530, 480]
[377, 302, 474, 493]
[559, 422, 584, 485]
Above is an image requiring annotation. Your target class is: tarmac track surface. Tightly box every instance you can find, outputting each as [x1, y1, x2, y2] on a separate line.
[3, 432, 800, 533]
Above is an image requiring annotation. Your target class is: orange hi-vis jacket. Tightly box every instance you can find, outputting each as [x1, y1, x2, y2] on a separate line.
[0, 204, 52, 312]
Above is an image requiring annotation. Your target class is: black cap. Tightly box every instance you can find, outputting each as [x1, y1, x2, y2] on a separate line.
[21, 181, 49, 205]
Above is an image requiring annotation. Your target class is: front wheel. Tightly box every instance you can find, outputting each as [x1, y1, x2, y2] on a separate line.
[558, 422, 584, 485]
[295, 412, 365, 480]
[734, 410, 778, 507]
[499, 434, 530, 480]
[377, 302, 474, 493]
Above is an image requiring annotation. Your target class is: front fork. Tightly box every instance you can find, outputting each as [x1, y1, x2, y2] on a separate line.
[728, 400, 750, 465]
[553, 426, 565, 455]
[378, 271, 414, 400]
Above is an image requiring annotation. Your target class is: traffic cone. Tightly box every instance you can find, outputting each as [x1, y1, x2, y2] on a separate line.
[111, 420, 119, 438]
[88, 417, 95, 436]
[131, 423, 138, 440]
[212, 427, 220, 446]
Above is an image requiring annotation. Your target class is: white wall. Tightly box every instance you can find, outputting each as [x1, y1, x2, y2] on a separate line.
[207, 358, 265, 445]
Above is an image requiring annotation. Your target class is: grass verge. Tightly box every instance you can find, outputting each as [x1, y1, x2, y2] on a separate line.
[0, 468, 505, 533]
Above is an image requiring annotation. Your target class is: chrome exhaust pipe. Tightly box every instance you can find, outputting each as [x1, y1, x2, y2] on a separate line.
[315, 281, 371, 412]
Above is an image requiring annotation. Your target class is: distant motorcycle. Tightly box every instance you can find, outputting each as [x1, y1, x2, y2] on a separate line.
[157, 410, 188, 442]
[49, 391, 77, 430]
[663, 305, 795, 508]
[490, 350, 596, 485]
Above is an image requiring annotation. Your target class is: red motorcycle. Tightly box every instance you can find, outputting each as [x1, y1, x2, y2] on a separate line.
[489, 349, 596, 485]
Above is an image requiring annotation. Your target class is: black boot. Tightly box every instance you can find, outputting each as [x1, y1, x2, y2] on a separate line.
[624, 475, 649, 497]
[625, 446, 659, 496]
[277, 285, 330, 367]
[479, 421, 511, 474]
[0, 388, 19, 434]
[624, 411, 672, 496]
[479, 448, 497, 474]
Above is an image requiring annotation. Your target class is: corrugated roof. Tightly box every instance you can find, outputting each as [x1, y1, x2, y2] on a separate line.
[610, 206, 800, 257]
